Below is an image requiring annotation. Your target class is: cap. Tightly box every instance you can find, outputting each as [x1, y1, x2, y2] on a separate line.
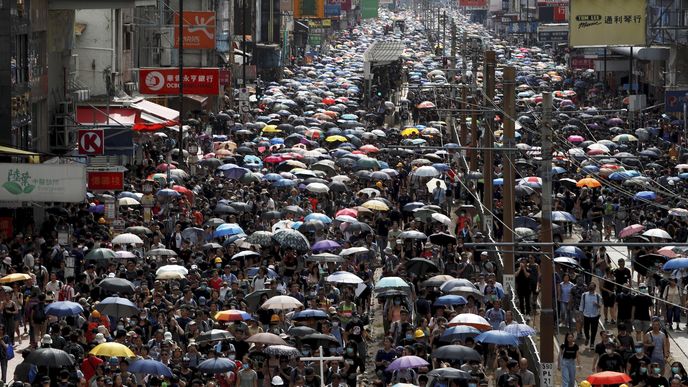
[271, 376, 285, 386]
[271, 314, 280, 323]
[91, 310, 101, 318]
[95, 333, 106, 344]
[164, 331, 173, 341]
[41, 334, 53, 345]
[214, 257, 223, 263]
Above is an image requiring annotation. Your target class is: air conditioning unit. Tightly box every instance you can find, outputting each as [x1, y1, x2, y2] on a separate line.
[124, 82, 138, 94]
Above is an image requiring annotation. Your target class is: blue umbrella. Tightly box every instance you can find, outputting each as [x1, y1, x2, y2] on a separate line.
[434, 295, 468, 306]
[263, 173, 283, 181]
[311, 239, 341, 252]
[221, 166, 251, 180]
[117, 191, 140, 200]
[156, 189, 180, 199]
[502, 323, 537, 337]
[293, 309, 329, 320]
[45, 301, 84, 317]
[304, 213, 332, 224]
[581, 165, 599, 173]
[432, 163, 450, 172]
[663, 258, 688, 271]
[493, 178, 504, 186]
[217, 163, 239, 170]
[273, 179, 297, 188]
[555, 246, 586, 260]
[678, 173, 688, 180]
[440, 326, 481, 342]
[551, 211, 577, 222]
[375, 276, 409, 290]
[634, 191, 656, 201]
[198, 358, 236, 373]
[475, 330, 519, 346]
[213, 223, 245, 238]
[246, 267, 278, 278]
[129, 359, 173, 377]
[89, 204, 105, 213]
[552, 166, 567, 174]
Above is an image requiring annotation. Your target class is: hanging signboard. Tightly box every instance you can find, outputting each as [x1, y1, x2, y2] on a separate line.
[88, 171, 125, 191]
[174, 11, 216, 49]
[459, 0, 487, 8]
[665, 90, 688, 113]
[0, 164, 86, 203]
[569, 0, 646, 47]
[139, 68, 220, 95]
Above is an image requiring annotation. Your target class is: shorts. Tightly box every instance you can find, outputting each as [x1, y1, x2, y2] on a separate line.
[603, 294, 616, 307]
[634, 319, 651, 333]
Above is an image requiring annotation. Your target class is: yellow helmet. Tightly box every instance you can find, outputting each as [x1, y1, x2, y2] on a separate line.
[579, 381, 591, 387]
[414, 329, 425, 339]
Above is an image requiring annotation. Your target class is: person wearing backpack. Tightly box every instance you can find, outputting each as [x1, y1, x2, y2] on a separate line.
[579, 282, 602, 350]
[30, 293, 47, 348]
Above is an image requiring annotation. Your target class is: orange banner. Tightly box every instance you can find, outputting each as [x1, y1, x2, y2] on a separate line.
[174, 11, 216, 49]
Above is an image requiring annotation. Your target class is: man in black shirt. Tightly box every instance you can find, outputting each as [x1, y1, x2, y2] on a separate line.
[633, 286, 654, 341]
[627, 344, 651, 385]
[616, 289, 634, 329]
[596, 341, 625, 372]
[344, 316, 368, 371]
[614, 258, 632, 291]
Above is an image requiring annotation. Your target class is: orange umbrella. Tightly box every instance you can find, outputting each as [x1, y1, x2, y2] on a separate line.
[576, 177, 602, 188]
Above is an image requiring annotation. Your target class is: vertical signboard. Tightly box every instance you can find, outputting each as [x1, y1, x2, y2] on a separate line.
[174, 11, 216, 49]
[361, 0, 378, 19]
[569, 0, 646, 46]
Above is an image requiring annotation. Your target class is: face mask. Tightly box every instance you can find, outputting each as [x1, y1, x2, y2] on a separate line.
[303, 351, 310, 356]
[333, 322, 339, 327]
[654, 367, 661, 374]
[394, 300, 401, 305]
[640, 367, 647, 374]
[405, 334, 413, 340]
[117, 325, 124, 330]
[346, 348, 354, 354]
[216, 264, 222, 268]
[243, 364, 249, 370]
[635, 347, 643, 354]
[640, 288, 647, 294]
[605, 349, 613, 354]
[228, 354, 235, 360]
[672, 367, 680, 374]
[468, 384, 477, 387]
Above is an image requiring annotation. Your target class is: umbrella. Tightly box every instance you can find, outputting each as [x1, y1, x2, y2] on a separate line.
[287, 326, 318, 337]
[45, 301, 84, 317]
[439, 279, 476, 293]
[554, 246, 586, 260]
[440, 326, 481, 342]
[306, 253, 345, 263]
[246, 332, 288, 345]
[115, 251, 136, 259]
[98, 277, 136, 294]
[429, 232, 456, 245]
[147, 248, 177, 258]
[586, 371, 632, 384]
[386, 356, 429, 371]
[326, 271, 363, 284]
[181, 227, 204, 244]
[214, 309, 252, 322]
[426, 367, 471, 380]
[27, 348, 75, 367]
[273, 229, 311, 251]
[619, 224, 644, 238]
[475, 330, 519, 346]
[448, 313, 491, 330]
[399, 230, 428, 239]
[95, 296, 139, 319]
[301, 333, 340, 348]
[422, 274, 456, 287]
[503, 323, 537, 337]
[576, 177, 602, 188]
[197, 329, 235, 343]
[340, 246, 369, 256]
[89, 342, 135, 357]
[361, 199, 389, 211]
[111, 233, 144, 245]
[213, 223, 245, 238]
[434, 295, 468, 306]
[156, 265, 189, 276]
[261, 295, 304, 310]
[375, 276, 410, 290]
[636, 254, 666, 276]
[85, 248, 118, 260]
[129, 359, 173, 377]
[643, 228, 672, 239]
[306, 182, 330, 193]
[263, 345, 302, 358]
[125, 226, 151, 235]
[433, 345, 482, 362]
[311, 239, 341, 252]
[198, 358, 236, 373]
[663, 258, 688, 271]
[293, 308, 330, 320]
[553, 257, 580, 267]
[203, 242, 223, 250]
[634, 191, 657, 201]
[245, 289, 278, 310]
[405, 258, 439, 276]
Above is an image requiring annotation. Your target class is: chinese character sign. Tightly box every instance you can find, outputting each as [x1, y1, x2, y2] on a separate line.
[174, 11, 216, 49]
[569, 0, 646, 47]
[139, 68, 220, 95]
[0, 164, 86, 203]
[88, 171, 125, 191]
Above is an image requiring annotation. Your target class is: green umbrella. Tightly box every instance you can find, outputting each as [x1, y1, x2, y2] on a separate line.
[85, 248, 117, 261]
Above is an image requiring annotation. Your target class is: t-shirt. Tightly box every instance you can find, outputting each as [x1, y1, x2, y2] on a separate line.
[645, 375, 670, 387]
[633, 294, 653, 320]
[345, 319, 365, 343]
[597, 352, 625, 372]
[614, 268, 632, 290]
[560, 343, 579, 359]
[616, 292, 634, 320]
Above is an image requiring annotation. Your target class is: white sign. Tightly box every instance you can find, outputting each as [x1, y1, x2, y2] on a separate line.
[0, 164, 86, 203]
[239, 88, 249, 101]
[503, 274, 515, 294]
[540, 362, 554, 387]
[483, 214, 493, 233]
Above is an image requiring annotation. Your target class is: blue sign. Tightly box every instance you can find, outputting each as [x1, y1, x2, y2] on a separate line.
[325, 4, 341, 17]
[665, 90, 688, 113]
[507, 21, 538, 33]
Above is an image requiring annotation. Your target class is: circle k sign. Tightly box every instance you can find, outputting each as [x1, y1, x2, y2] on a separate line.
[78, 129, 105, 155]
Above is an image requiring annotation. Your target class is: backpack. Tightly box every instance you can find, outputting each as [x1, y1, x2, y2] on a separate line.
[58, 284, 71, 301]
[32, 302, 46, 323]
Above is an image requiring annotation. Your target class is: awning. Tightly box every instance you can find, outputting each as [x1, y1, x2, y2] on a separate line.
[131, 100, 179, 122]
[75, 106, 138, 126]
[611, 46, 670, 61]
[363, 41, 405, 64]
[0, 145, 39, 156]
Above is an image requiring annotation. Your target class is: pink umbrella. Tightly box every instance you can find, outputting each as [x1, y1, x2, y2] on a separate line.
[619, 224, 645, 239]
[568, 135, 585, 143]
[658, 246, 679, 258]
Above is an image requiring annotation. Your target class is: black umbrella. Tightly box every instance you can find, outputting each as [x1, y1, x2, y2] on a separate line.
[262, 210, 283, 220]
[197, 329, 234, 343]
[27, 348, 75, 367]
[427, 367, 472, 380]
[245, 289, 278, 311]
[429, 232, 456, 245]
[95, 296, 139, 319]
[214, 203, 238, 214]
[198, 358, 236, 373]
[635, 254, 666, 277]
[287, 326, 318, 337]
[98, 277, 136, 295]
[433, 345, 482, 362]
[405, 258, 439, 276]
[301, 333, 339, 348]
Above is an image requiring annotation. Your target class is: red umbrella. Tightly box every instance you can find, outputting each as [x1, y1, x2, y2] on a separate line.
[172, 185, 194, 202]
[586, 371, 631, 385]
[335, 208, 358, 218]
[359, 145, 380, 153]
[417, 101, 436, 109]
[264, 155, 285, 163]
[156, 163, 177, 172]
[322, 97, 335, 105]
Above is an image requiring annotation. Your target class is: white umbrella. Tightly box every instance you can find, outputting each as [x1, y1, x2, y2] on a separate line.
[448, 313, 491, 331]
[339, 246, 369, 256]
[156, 272, 185, 280]
[118, 197, 140, 206]
[414, 166, 440, 177]
[431, 213, 452, 226]
[326, 271, 364, 284]
[331, 175, 352, 183]
[261, 295, 304, 310]
[111, 233, 144, 245]
[642, 228, 672, 239]
[588, 143, 610, 153]
[426, 178, 447, 192]
[115, 251, 136, 259]
[305, 182, 329, 193]
[156, 265, 189, 276]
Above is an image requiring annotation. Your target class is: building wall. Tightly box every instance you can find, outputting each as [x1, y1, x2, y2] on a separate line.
[74, 9, 119, 96]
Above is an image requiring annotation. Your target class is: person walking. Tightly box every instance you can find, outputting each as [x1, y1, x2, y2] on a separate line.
[579, 282, 602, 350]
[558, 334, 580, 387]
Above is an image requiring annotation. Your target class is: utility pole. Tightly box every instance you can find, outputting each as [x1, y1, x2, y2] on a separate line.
[442, 11, 447, 57]
[178, 0, 185, 165]
[482, 50, 496, 233]
[450, 21, 457, 82]
[460, 87, 468, 148]
[502, 66, 516, 293]
[539, 92, 555, 387]
[469, 96, 478, 171]
[227, 0, 235, 110]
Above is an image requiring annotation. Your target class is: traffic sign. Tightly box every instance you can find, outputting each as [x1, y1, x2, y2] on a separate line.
[239, 88, 249, 101]
[78, 129, 105, 155]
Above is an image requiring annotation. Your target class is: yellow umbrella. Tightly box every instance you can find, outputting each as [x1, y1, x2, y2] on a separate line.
[401, 128, 420, 137]
[0, 273, 31, 284]
[262, 125, 282, 133]
[325, 135, 348, 143]
[89, 342, 135, 357]
[361, 199, 390, 211]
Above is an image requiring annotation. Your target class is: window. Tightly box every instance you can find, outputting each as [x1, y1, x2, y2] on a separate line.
[14, 34, 28, 84]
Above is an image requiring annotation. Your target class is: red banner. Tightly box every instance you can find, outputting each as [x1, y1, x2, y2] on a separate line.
[459, 0, 487, 7]
[571, 57, 595, 70]
[88, 171, 125, 191]
[132, 120, 178, 132]
[174, 11, 216, 49]
[139, 68, 220, 95]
